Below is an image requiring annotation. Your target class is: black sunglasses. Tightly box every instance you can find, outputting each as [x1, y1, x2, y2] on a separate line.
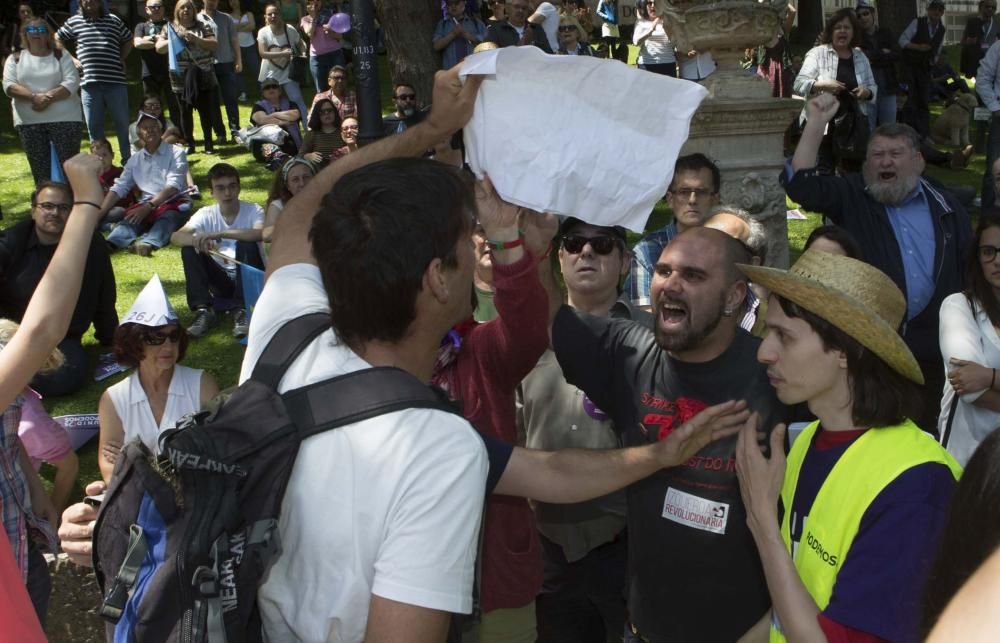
[395, 93, 416, 100]
[561, 234, 620, 255]
[143, 329, 182, 345]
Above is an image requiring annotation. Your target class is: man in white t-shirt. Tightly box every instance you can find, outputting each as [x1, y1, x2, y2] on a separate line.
[170, 163, 264, 339]
[239, 66, 489, 643]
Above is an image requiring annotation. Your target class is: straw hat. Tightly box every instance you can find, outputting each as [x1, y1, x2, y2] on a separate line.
[737, 249, 924, 385]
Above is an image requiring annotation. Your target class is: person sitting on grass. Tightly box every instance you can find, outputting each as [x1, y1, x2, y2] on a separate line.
[250, 77, 302, 169]
[300, 97, 347, 168]
[97, 111, 190, 257]
[170, 163, 266, 338]
[91, 138, 135, 228]
[263, 156, 316, 245]
[97, 274, 220, 481]
[128, 93, 182, 154]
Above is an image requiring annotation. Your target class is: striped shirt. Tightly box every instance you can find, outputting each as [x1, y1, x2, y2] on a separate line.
[56, 13, 131, 85]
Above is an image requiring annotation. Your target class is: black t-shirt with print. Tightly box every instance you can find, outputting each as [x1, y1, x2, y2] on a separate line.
[552, 306, 789, 643]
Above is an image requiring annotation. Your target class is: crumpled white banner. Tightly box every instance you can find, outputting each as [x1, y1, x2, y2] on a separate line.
[459, 47, 708, 232]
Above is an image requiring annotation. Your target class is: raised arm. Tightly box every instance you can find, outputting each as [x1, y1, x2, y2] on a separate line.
[0, 154, 104, 410]
[791, 93, 839, 172]
[267, 65, 483, 274]
[496, 400, 749, 502]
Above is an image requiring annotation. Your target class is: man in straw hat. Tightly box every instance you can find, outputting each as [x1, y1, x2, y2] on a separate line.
[733, 249, 960, 642]
[552, 226, 791, 642]
[783, 93, 970, 434]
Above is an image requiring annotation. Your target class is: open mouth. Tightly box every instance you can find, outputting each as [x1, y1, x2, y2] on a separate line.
[659, 300, 688, 328]
[878, 171, 896, 181]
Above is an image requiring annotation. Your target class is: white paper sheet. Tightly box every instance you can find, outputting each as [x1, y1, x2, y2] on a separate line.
[459, 47, 708, 232]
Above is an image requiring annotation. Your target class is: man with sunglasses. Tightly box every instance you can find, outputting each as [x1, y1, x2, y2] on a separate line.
[551, 225, 789, 642]
[382, 83, 427, 136]
[0, 182, 117, 396]
[625, 153, 720, 310]
[134, 0, 177, 124]
[520, 217, 641, 642]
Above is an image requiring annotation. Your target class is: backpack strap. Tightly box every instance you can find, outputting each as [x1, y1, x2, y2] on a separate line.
[249, 312, 332, 389]
[283, 366, 460, 440]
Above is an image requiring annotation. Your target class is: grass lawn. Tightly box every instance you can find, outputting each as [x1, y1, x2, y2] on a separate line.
[0, 46, 984, 495]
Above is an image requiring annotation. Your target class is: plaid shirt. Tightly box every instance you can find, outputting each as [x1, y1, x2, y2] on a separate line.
[624, 221, 760, 330]
[0, 394, 57, 581]
[624, 223, 677, 307]
[310, 89, 358, 122]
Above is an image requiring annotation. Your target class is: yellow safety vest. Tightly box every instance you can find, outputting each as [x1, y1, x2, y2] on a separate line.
[769, 420, 961, 642]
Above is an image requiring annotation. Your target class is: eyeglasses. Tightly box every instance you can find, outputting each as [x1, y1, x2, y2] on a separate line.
[147, 3, 163, 8]
[36, 202, 71, 214]
[558, 25, 576, 32]
[395, 93, 416, 100]
[143, 103, 162, 110]
[318, 108, 336, 114]
[671, 187, 715, 199]
[25, 25, 48, 34]
[143, 328, 182, 345]
[979, 245, 1000, 262]
[561, 234, 621, 255]
[330, 75, 346, 81]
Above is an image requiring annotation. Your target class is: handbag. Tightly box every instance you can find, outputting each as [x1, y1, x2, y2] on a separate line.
[284, 25, 308, 85]
[831, 93, 870, 162]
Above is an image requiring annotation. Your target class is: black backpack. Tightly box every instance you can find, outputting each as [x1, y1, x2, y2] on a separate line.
[92, 312, 459, 642]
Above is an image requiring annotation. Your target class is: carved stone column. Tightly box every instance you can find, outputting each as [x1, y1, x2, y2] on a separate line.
[658, 0, 801, 267]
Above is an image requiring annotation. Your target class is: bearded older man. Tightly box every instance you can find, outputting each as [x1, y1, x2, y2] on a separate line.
[783, 93, 970, 435]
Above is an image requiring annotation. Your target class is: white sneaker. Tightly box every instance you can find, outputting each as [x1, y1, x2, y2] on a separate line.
[238, 92, 247, 102]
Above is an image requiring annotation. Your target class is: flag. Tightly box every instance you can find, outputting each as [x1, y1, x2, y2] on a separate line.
[166, 22, 186, 74]
[50, 142, 66, 183]
[239, 263, 266, 346]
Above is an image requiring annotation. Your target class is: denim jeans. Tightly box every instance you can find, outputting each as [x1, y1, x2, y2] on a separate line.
[280, 80, 309, 125]
[26, 544, 51, 627]
[107, 208, 185, 250]
[309, 48, 347, 93]
[868, 92, 897, 130]
[80, 81, 132, 162]
[214, 62, 242, 136]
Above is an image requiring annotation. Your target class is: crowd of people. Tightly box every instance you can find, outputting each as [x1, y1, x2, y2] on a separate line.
[2, 0, 1000, 642]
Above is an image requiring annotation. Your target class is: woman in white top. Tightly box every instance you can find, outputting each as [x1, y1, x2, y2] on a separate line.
[1, 17, 82, 185]
[98, 320, 219, 482]
[633, 0, 675, 76]
[258, 2, 309, 123]
[940, 212, 1000, 466]
[226, 0, 259, 101]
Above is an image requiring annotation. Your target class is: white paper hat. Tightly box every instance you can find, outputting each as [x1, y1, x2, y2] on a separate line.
[122, 274, 179, 327]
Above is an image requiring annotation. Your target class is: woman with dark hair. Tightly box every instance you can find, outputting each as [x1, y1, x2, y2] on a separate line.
[734, 249, 960, 642]
[300, 97, 344, 167]
[793, 7, 876, 173]
[633, 0, 675, 76]
[155, 0, 220, 155]
[922, 427, 1000, 637]
[803, 224, 863, 260]
[1, 2, 35, 63]
[97, 277, 219, 482]
[938, 210, 1000, 465]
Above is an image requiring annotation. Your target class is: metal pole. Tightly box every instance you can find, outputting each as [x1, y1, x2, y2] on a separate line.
[352, 0, 383, 145]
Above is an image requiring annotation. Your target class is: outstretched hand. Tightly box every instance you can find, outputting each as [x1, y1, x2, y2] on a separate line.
[655, 400, 750, 469]
[735, 413, 786, 533]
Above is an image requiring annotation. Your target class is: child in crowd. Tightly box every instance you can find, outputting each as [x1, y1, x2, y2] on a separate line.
[91, 138, 134, 227]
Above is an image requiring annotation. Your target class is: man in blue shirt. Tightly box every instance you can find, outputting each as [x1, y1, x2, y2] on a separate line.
[433, 0, 486, 69]
[782, 93, 970, 434]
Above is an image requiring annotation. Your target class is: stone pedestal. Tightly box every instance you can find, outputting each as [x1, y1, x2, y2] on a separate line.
[683, 71, 801, 268]
[658, 0, 800, 267]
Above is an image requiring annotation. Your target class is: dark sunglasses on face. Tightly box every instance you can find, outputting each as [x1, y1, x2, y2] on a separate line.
[396, 93, 416, 100]
[25, 25, 48, 34]
[558, 25, 576, 32]
[143, 328, 182, 345]
[561, 234, 620, 255]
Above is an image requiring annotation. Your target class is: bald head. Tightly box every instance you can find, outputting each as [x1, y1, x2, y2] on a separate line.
[671, 225, 752, 284]
[704, 213, 750, 245]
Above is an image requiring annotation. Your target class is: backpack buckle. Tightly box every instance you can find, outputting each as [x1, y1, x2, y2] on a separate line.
[192, 565, 219, 597]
